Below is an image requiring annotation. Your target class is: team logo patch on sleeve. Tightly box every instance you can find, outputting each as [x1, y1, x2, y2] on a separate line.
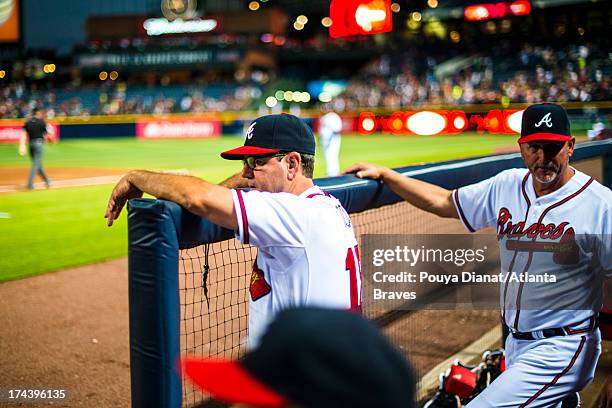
[250, 262, 271, 301]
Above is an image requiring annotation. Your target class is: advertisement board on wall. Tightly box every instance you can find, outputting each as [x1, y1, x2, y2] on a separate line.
[135, 118, 221, 139]
[0, 0, 19, 43]
[0, 122, 60, 143]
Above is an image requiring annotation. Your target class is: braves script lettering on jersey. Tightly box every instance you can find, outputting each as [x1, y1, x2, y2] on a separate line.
[232, 185, 361, 348]
[455, 168, 612, 407]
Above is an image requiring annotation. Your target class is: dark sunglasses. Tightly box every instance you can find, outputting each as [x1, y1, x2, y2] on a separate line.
[242, 153, 286, 170]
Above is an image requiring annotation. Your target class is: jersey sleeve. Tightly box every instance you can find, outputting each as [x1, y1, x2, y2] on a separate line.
[453, 173, 501, 232]
[232, 189, 309, 248]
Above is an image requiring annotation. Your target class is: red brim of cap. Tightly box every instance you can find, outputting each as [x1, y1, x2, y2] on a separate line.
[518, 133, 572, 143]
[182, 357, 286, 407]
[220, 146, 280, 159]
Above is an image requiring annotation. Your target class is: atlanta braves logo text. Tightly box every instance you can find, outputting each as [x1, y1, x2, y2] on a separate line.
[496, 207, 572, 239]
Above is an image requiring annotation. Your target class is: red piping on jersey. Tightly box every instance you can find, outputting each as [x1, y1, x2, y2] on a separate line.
[236, 190, 249, 245]
[511, 176, 594, 330]
[564, 315, 597, 335]
[521, 171, 532, 208]
[519, 336, 586, 407]
[306, 192, 331, 199]
[349, 246, 360, 310]
[454, 189, 475, 232]
[512, 253, 532, 330]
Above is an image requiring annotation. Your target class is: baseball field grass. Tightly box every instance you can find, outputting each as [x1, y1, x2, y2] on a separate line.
[0, 132, 521, 281]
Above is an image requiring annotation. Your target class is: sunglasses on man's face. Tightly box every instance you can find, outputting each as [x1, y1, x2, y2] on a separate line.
[242, 153, 286, 170]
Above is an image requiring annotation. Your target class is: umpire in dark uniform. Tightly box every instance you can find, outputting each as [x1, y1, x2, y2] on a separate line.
[19, 108, 54, 189]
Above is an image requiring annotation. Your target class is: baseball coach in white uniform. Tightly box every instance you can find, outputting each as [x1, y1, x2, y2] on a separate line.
[345, 103, 612, 407]
[105, 113, 361, 348]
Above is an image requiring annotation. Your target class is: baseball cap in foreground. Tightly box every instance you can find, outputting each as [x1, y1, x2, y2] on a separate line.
[221, 113, 315, 159]
[519, 103, 572, 143]
[182, 307, 416, 408]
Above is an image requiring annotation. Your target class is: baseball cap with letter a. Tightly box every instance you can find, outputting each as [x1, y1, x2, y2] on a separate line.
[221, 113, 316, 159]
[518, 103, 572, 143]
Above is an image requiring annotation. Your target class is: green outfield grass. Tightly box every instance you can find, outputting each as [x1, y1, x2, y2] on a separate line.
[0, 132, 521, 281]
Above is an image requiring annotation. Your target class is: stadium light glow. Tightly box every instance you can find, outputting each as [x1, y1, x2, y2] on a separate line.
[358, 112, 377, 134]
[465, 0, 531, 21]
[260, 33, 273, 43]
[330, 0, 392, 38]
[318, 92, 332, 103]
[265, 96, 278, 108]
[453, 116, 466, 130]
[406, 111, 447, 135]
[509, 0, 530, 16]
[506, 110, 523, 133]
[143, 18, 218, 36]
[355, 5, 386, 31]
[464, 5, 490, 20]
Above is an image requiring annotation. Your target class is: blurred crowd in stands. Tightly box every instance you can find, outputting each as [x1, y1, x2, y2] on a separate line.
[0, 81, 261, 118]
[0, 42, 609, 119]
[328, 43, 610, 111]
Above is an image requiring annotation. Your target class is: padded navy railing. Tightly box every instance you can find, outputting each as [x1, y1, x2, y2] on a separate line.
[127, 140, 611, 408]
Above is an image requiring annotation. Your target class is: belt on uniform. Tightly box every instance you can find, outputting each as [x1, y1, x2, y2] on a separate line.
[511, 316, 599, 340]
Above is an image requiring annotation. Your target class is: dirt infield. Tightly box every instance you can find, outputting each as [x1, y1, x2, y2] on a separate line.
[0, 167, 125, 192]
[0, 259, 130, 408]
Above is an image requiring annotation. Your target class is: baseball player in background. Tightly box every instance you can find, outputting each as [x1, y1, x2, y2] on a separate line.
[19, 108, 55, 189]
[346, 103, 612, 407]
[318, 109, 343, 176]
[105, 113, 361, 348]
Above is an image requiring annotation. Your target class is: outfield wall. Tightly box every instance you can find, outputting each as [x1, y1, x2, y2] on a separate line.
[0, 102, 610, 142]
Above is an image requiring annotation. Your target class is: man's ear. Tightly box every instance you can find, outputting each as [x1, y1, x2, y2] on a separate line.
[285, 152, 301, 180]
[567, 137, 575, 157]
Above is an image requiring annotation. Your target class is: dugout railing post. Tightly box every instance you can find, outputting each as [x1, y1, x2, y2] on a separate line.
[127, 140, 612, 408]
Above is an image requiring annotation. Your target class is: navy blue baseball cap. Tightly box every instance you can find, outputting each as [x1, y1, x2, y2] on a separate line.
[519, 103, 572, 143]
[221, 113, 316, 159]
[182, 307, 416, 408]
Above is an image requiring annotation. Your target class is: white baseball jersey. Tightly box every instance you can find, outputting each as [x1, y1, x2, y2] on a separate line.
[232, 185, 361, 348]
[319, 112, 343, 177]
[454, 168, 612, 332]
[456, 168, 612, 407]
